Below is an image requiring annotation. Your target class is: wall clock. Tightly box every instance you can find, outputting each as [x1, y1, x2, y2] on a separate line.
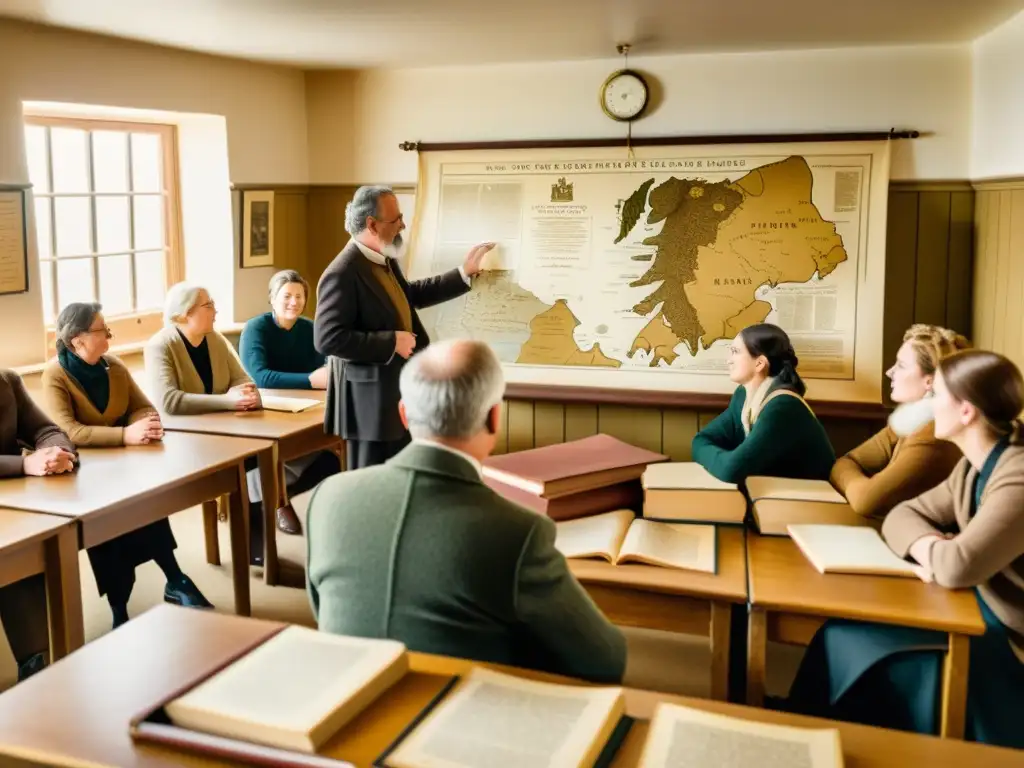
[600, 68, 649, 122]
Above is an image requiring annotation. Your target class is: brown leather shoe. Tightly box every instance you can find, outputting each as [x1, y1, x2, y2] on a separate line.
[276, 503, 302, 535]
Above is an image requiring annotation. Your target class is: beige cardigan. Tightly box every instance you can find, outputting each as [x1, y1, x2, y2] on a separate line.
[40, 355, 155, 447]
[883, 441, 1024, 662]
[144, 325, 252, 415]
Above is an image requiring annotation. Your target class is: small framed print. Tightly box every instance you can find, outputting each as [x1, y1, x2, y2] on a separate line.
[241, 190, 274, 268]
[0, 188, 29, 295]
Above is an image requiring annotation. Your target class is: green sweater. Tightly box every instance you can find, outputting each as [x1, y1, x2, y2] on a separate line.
[239, 313, 325, 390]
[692, 385, 835, 484]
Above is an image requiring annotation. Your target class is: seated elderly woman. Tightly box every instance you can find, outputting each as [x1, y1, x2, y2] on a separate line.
[42, 302, 212, 628]
[240, 269, 327, 390]
[145, 282, 338, 564]
[0, 368, 77, 683]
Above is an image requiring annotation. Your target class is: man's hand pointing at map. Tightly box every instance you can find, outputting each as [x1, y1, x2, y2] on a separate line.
[462, 242, 497, 277]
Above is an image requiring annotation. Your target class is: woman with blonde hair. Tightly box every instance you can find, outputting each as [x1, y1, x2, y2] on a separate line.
[831, 324, 970, 520]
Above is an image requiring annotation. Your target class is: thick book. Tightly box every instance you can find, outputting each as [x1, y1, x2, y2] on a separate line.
[384, 667, 628, 768]
[788, 524, 919, 578]
[482, 434, 668, 498]
[159, 626, 408, 754]
[259, 392, 323, 413]
[485, 476, 643, 521]
[745, 476, 870, 536]
[638, 701, 843, 768]
[641, 462, 746, 523]
[555, 509, 718, 574]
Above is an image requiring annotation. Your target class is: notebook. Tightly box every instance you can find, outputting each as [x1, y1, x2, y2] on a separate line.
[641, 462, 746, 523]
[745, 476, 871, 536]
[259, 393, 323, 413]
[788, 524, 919, 578]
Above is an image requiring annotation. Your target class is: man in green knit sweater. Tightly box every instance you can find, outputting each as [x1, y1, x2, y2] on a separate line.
[305, 339, 627, 682]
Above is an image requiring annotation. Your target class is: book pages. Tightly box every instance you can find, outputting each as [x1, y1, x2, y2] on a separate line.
[642, 462, 738, 491]
[617, 521, 716, 573]
[639, 702, 842, 768]
[747, 477, 846, 504]
[788, 524, 918, 577]
[387, 667, 624, 768]
[555, 510, 635, 561]
[258, 393, 322, 413]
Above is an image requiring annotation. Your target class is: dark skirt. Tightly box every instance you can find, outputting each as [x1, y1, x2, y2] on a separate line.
[87, 518, 177, 601]
[784, 591, 1024, 750]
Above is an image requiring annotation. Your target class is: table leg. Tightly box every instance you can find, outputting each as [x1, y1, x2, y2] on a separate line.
[44, 525, 84, 660]
[746, 606, 768, 707]
[227, 463, 252, 616]
[257, 445, 281, 587]
[202, 500, 220, 566]
[940, 632, 970, 739]
[708, 601, 732, 701]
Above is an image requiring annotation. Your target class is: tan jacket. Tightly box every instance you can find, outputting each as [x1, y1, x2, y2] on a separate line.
[40, 356, 155, 447]
[831, 422, 962, 520]
[883, 442, 1024, 662]
[144, 325, 251, 415]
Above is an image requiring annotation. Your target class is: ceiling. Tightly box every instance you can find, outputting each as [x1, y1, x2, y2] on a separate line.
[2, 0, 1022, 68]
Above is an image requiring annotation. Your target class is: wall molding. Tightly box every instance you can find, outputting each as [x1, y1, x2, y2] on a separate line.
[971, 177, 1024, 192]
[889, 180, 973, 192]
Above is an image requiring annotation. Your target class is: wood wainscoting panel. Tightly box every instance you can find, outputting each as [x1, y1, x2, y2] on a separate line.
[973, 181, 1024, 370]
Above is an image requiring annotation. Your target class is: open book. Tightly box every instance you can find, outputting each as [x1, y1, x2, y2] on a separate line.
[163, 626, 408, 753]
[259, 392, 323, 413]
[641, 462, 746, 523]
[788, 524, 919, 578]
[555, 509, 717, 574]
[386, 667, 626, 768]
[638, 701, 843, 768]
[745, 476, 870, 536]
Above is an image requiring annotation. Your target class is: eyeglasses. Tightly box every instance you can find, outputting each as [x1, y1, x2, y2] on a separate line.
[84, 327, 113, 339]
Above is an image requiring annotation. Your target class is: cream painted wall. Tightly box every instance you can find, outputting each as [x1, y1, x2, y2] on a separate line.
[972, 10, 1024, 180]
[0, 19, 308, 366]
[306, 44, 972, 185]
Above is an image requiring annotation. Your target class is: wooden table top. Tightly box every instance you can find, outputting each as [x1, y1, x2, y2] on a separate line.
[0, 432, 272, 519]
[0, 605, 1018, 768]
[746, 532, 987, 636]
[569, 526, 748, 602]
[0, 507, 73, 551]
[160, 389, 328, 440]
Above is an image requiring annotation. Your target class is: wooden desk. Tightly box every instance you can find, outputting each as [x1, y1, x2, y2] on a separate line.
[160, 389, 343, 586]
[570, 526, 747, 701]
[0, 433, 272, 617]
[0, 605, 1018, 768]
[746, 532, 987, 739]
[0, 508, 83, 659]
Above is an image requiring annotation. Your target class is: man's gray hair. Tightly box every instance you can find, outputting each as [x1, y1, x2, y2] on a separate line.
[164, 281, 206, 325]
[345, 185, 394, 236]
[55, 302, 102, 353]
[399, 339, 505, 439]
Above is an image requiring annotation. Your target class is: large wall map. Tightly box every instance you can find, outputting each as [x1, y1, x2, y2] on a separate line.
[409, 142, 890, 402]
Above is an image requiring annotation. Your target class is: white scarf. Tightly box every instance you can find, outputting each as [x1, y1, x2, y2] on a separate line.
[888, 395, 935, 438]
[740, 378, 774, 436]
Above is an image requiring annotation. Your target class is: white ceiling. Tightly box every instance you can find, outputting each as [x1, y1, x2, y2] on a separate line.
[2, 0, 1022, 68]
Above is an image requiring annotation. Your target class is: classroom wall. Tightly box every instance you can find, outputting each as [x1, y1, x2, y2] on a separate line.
[0, 19, 309, 366]
[972, 10, 1024, 181]
[304, 44, 972, 185]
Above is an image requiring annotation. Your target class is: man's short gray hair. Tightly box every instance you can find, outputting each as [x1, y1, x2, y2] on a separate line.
[399, 339, 505, 440]
[345, 185, 394, 236]
[164, 281, 206, 325]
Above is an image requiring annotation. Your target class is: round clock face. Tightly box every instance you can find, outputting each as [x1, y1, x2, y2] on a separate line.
[602, 71, 648, 121]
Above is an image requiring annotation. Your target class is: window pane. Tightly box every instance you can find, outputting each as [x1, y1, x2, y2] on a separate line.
[39, 260, 55, 323]
[95, 196, 130, 253]
[92, 131, 129, 193]
[131, 133, 162, 192]
[98, 255, 132, 316]
[50, 128, 90, 193]
[53, 197, 92, 256]
[33, 198, 52, 258]
[24, 126, 49, 193]
[57, 258, 95, 308]
[134, 251, 165, 311]
[132, 195, 164, 250]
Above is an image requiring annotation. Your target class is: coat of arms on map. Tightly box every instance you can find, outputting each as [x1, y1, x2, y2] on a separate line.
[550, 177, 574, 202]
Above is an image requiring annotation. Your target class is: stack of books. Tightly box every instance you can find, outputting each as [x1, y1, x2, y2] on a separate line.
[641, 462, 747, 524]
[746, 476, 871, 536]
[481, 434, 668, 520]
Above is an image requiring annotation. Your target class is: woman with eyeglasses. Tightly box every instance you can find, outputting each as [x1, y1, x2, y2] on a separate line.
[41, 302, 212, 629]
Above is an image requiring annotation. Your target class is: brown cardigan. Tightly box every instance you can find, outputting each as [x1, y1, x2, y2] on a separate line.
[883, 442, 1024, 663]
[40, 356, 155, 447]
[0, 369, 77, 477]
[831, 422, 962, 520]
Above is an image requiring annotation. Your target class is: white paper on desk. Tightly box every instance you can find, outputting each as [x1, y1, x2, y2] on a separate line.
[258, 393, 322, 413]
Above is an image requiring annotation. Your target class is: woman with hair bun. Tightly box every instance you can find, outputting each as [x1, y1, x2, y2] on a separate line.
[782, 349, 1024, 749]
[691, 323, 834, 484]
[831, 324, 970, 520]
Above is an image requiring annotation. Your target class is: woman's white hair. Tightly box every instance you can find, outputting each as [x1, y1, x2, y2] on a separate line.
[163, 281, 206, 325]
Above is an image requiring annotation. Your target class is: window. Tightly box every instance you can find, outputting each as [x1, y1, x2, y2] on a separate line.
[24, 116, 183, 347]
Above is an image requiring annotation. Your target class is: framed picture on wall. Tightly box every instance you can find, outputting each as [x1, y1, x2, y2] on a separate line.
[0, 187, 29, 296]
[241, 190, 275, 268]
